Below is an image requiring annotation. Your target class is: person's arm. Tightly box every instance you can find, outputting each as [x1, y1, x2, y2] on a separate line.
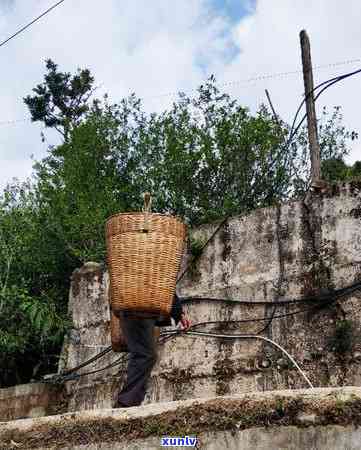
[170, 294, 182, 324]
[171, 294, 191, 329]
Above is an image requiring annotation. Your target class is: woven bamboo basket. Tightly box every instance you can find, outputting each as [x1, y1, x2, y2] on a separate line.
[105, 194, 187, 316]
[110, 311, 160, 352]
[110, 311, 127, 352]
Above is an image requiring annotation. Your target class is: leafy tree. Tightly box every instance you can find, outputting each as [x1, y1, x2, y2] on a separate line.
[321, 158, 361, 183]
[321, 157, 350, 182]
[132, 83, 290, 224]
[0, 183, 69, 386]
[24, 59, 95, 141]
[350, 161, 361, 177]
[32, 96, 145, 262]
[289, 106, 358, 193]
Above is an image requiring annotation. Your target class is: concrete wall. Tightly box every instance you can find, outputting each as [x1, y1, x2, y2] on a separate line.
[58, 262, 126, 413]
[58, 183, 361, 411]
[2, 387, 361, 449]
[0, 383, 65, 422]
[149, 183, 361, 403]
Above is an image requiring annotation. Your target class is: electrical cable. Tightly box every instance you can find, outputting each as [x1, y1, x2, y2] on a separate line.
[160, 329, 314, 388]
[255, 304, 278, 335]
[0, 0, 66, 49]
[48, 329, 314, 387]
[145, 58, 361, 101]
[49, 345, 112, 380]
[166, 280, 361, 345]
[181, 279, 361, 307]
[177, 67, 361, 286]
[58, 355, 128, 383]
[180, 280, 361, 333]
[42, 277, 361, 384]
[287, 67, 361, 148]
[262, 65, 361, 191]
[176, 217, 229, 284]
[0, 118, 30, 126]
[292, 67, 361, 132]
[1, 58, 359, 126]
[184, 300, 332, 330]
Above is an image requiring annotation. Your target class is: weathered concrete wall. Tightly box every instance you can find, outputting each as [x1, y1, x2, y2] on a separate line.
[0, 383, 65, 422]
[58, 183, 361, 411]
[147, 183, 361, 403]
[58, 262, 126, 412]
[2, 387, 361, 449]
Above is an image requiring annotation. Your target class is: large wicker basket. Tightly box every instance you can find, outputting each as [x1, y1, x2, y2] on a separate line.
[110, 311, 127, 352]
[105, 198, 187, 316]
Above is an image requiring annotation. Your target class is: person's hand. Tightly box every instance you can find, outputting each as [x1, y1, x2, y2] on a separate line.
[180, 313, 191, 330]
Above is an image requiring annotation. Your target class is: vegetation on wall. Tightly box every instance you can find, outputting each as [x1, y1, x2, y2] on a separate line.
[329, 319, 355, 355]
[0, 60, 359, 386]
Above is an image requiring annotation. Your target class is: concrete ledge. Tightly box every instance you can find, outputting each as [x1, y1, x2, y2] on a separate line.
[2, 387, 361, 449]
[0, 382, 66, 422]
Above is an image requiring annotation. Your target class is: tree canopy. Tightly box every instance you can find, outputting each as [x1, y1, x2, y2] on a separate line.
[24, 59, 95, 141]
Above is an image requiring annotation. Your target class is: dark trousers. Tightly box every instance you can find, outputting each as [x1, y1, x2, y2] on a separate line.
[117, 317, 158, 407]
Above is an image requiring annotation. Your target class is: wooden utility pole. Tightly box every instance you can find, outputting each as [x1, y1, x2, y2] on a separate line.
[300, 30, 321, 185]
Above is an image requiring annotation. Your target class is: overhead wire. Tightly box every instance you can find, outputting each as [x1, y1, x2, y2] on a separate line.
[263, 66, 361, 197]
[144, 57, 361, 101]
[0, 0, 66, 49]
[0, 57, 360, 127]
[0, 118, 30, 126]
[286, 67, 361, 149]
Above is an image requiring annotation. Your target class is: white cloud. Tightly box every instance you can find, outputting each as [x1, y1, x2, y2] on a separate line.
[219, 0, 361, 165]
[0, 0, 360, 193]
[0, 0, 236, 191]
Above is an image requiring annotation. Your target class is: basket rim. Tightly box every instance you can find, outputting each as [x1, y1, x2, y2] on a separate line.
[105, 211, 187, 226]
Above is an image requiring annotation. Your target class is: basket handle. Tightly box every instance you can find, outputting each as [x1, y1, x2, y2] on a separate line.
[142, 192, 152, 232]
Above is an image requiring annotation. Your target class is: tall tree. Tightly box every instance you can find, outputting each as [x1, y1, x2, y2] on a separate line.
[24, 59, 95, 141]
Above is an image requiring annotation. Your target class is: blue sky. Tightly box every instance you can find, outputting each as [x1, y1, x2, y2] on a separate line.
[195, 0, 256, 70]
[211, 0, 255, 23]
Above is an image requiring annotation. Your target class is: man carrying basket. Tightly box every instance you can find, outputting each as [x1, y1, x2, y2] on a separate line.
[106, 193, 190, 408]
